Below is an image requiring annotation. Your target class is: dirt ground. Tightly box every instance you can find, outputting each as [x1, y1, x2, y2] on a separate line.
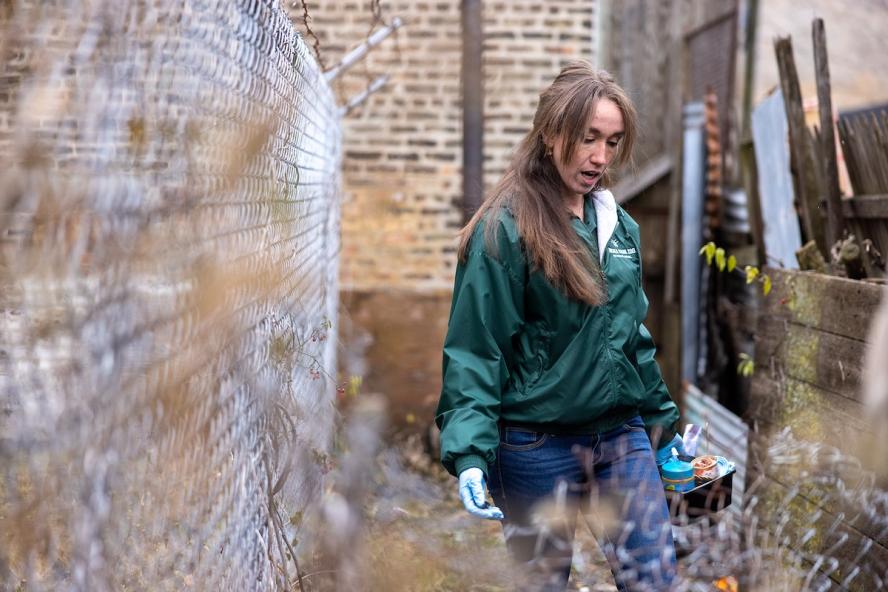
[357, 434, 623, 592]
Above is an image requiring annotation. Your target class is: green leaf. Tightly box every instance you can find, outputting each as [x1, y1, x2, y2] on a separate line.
[699, 242, 716, 265]
[762, 275, 772, 296]
[715, 248, 726, 272]
[745, 266, 760, 284]
[727, 255, 737, 272]
[736, 354, 755, 377]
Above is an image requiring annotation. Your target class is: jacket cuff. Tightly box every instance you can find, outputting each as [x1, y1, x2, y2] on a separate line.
[654, 431, 680, 451]
[455, 454, 489, 479]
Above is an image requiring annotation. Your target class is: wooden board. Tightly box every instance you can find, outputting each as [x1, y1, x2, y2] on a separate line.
[754, 318, 868, 403]
[747, 268, 888, 591]
[749, 473, 888, 591]
[749, 374, 871, 445]
[749, 431, 888, 547]
[842, 194, 888, 219]
[761, 268, 886, 342]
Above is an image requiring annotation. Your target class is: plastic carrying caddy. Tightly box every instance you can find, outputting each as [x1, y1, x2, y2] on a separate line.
[664, 454, 735, 524]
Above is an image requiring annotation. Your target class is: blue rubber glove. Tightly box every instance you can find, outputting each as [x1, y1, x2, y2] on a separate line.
[458, 468, 504, 520]
[655, 433, 686, 467]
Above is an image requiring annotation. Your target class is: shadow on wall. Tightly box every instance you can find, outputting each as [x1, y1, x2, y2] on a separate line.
[338, 289, 452, 435]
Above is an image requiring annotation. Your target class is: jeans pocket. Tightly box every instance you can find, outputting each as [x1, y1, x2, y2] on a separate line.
[500, 427, 549, 451]
[621, 416, 647, 433]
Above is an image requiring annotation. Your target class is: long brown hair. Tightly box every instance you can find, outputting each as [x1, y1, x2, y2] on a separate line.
[458, 61, 638, 306]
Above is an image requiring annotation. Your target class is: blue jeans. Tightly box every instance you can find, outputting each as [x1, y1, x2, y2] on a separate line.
[488, 415, 676, 591]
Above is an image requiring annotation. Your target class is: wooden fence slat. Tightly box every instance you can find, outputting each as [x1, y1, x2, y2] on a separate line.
[749, 267, 888, 592]
[857, 115, 880, 194]
[749, 373, 871, 446]
[775, 36, 827, 256]
[842, 194, 888, 219]
[838, 117, 863, 196]
[749, 453, 888, 549]
[748, 469, 888, 591]
[872, 112, 888, 191]
[840, 109, 888, 198]
[812, 19, 845, 247]
[761, 268, 886, 341]
[755, 319, 867, 402]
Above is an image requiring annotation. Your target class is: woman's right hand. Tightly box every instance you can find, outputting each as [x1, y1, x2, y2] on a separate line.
[458, 468, 504, 520]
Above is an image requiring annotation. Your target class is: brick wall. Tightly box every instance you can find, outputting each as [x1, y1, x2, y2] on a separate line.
[483, 1, 598, 189]
[291, 1, 463, 291]
[291, 1, 600, 292]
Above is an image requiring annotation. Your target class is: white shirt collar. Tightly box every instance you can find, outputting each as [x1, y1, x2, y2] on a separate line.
[590, 189, 618, 261]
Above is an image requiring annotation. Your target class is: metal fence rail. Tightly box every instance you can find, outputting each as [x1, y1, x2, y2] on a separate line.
[0, 1, 341, 590]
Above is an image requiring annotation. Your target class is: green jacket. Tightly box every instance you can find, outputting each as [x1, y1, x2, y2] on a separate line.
[436, 195, 679, 478]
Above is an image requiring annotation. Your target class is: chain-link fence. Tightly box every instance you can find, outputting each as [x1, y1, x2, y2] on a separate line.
[0, 1, 341, 590]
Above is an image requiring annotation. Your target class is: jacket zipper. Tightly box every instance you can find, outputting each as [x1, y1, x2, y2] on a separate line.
[589, 220, 620, 408]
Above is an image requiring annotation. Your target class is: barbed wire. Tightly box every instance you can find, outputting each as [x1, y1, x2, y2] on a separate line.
[298, 0, 327, 71]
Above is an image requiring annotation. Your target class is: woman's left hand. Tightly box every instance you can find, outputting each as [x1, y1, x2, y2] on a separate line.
[654, 434, 686, 466]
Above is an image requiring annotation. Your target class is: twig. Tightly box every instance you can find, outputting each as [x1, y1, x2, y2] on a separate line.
[274, 505, 306, 592]
[264, 460, 292, 589]
[298, 569, 339, 581]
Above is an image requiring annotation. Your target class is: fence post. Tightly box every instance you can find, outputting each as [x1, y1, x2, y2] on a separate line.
[775, 37, 827, 258]
[812, 18, 846, 248]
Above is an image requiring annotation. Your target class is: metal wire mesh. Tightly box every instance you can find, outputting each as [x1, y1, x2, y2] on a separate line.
[0, 1, 341, 590]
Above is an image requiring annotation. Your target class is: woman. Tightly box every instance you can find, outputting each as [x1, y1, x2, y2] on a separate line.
[435, 61, 684, 591]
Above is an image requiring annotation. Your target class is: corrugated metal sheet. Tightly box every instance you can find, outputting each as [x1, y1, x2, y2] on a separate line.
[751, 88, 803, 268]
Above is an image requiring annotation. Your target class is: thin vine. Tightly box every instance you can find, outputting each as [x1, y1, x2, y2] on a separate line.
[699, 241, 772, 376]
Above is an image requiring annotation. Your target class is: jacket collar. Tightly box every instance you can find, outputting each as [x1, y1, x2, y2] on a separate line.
[582, 192, 597, 232]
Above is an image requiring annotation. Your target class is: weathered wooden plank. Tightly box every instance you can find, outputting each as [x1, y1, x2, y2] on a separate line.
[871, 111, 888, 193]
[749, 473, 888, 591]
[840, 110, 888, 196]
[775, 36, 827, 257]
[749, 373, 871, 450]
[842, 194, 888, 219]
[760, 463, 888, 549]
[739, 139, 767, 267]
[813, 18, 846, 247]
[762, 268, 886, 341]
[838, 117, 864, 196]
[755, 315, 869, 402]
